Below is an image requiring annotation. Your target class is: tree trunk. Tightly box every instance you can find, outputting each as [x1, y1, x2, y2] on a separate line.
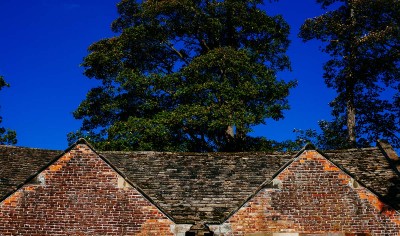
[346, 89, 357, 147]
[346, 0, 357, 148]
[226, 125, 234, 139]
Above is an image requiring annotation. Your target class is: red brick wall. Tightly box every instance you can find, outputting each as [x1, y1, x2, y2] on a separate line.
[0, 144, 173, 235]
[227, 150, 400, 236]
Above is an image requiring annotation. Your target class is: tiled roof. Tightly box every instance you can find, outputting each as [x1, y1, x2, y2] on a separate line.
[101, 151, 294, 223]
[0, 142, 399, 224]
[0, 145, 63, 201]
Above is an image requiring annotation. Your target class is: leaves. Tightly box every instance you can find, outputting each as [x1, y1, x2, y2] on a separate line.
[0, 76, 17, 145]
[299, 0, 400, 148]
[70, 0, 295, 152]
[0, 75, 8, 90]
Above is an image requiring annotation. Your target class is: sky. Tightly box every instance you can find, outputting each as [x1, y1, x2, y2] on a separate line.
[0, 0, 335, 150]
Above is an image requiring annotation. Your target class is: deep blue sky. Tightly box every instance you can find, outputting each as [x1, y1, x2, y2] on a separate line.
[0, 0, 335, 150]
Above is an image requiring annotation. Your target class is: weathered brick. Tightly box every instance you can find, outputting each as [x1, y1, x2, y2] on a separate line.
[0, 144, 174, 235]
[226, 151, 400, 236]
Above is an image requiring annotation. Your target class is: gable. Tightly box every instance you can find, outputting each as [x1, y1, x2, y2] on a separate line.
[325, 146, 400, 209]
[226, 150, 400, 235]
[0, 143, 174, 235]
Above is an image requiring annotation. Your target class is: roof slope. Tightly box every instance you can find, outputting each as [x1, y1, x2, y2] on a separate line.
[101, 151, 293, 224]
[325, 147, 400, 210]
[0, 145, 63, 200]
[0, 142, 399, 224]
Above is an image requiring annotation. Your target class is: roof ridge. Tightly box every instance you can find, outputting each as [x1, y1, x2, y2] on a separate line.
[0, 145, 61, 152]
[323, 146, 380, 153]
[100, 150, 170, 155]
[99, 150, 295, 155]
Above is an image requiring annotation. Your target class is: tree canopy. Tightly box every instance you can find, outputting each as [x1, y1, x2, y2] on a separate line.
[299, 0, 400, 148]
[69, 0, 295, 152]
[0, 75, 17, 145]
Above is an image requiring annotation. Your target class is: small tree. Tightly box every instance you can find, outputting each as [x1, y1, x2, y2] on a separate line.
[0, 75, 17, 145]
[299, 0, 400, 148]
[70, 0, 295, 152]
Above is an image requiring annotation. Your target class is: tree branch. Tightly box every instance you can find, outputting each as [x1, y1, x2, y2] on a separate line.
[165, 41, 190, 65]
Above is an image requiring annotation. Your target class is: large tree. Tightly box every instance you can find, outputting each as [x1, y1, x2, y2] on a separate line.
[70, 0, 295, 152]
[0, 75, 17, 145]
[300, 0, 400, 148]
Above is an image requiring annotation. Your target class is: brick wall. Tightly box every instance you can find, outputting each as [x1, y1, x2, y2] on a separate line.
[226, 150, 400, 236]
[0, 144, 174, 235]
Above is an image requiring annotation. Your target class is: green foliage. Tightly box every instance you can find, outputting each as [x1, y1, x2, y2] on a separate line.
[0, 76, 7, 89]
[299, 0, 400, 148]
[0, 75, 17, 145]
[0, 126, 17, 146]
[293, 119, 370, 150]
[70, 0, 295, 152]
